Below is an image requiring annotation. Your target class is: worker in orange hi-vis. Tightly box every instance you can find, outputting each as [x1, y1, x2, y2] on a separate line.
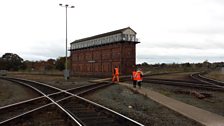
[112, 66, 119, 83]
[132, 69, 137, 88]
[136, 68, 143, 88]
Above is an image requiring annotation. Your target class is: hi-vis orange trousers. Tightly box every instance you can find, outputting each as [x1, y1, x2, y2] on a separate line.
[112, 74, 119, 83]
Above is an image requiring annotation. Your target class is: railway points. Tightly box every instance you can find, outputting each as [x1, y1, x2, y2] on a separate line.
[0, 77, 144, 126]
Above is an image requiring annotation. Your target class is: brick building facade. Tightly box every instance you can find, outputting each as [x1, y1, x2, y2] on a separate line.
[70, 27, 139, 76]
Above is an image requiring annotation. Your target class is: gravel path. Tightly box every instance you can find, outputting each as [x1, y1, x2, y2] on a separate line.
[0, 79, 40, 107]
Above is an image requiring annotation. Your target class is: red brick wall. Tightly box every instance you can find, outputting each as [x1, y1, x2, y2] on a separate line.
[70, 42, 136, 76]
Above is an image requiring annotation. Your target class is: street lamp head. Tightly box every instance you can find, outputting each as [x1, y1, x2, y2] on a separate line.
[59, 4, 74, 8]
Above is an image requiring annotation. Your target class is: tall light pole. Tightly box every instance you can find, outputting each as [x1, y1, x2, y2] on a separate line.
[59, 4, 74, 80]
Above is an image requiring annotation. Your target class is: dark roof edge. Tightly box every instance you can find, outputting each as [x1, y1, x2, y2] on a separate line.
[71, 27, 136, 44]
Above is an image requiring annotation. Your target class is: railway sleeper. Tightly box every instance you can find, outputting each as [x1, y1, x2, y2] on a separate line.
[69, 108, 96, 113]
[90, 122, 121, 126]
[0, 98, 51, 122]
[70, 104, 87, 109]
[65, 103, 94, 110]
[50, 94, 71, 101]
[80, 117, 116, 126]
[75, 111, 101, 117]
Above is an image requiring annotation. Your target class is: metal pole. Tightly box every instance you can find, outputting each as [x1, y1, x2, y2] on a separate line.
[65, 5, 68, 80]
[59, 4, 74, 80]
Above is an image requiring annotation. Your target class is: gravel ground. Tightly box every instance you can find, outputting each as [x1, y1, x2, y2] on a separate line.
[10, 74, 98, 89]
[2, 105, 71, 126]
[0, 79, 40, 107]
[205, 71, 224, 81]
[147, 72, 195, 80]
[84, 85, 201, 126]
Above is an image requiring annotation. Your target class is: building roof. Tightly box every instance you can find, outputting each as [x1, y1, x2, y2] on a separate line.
[71, 27, 136, 44]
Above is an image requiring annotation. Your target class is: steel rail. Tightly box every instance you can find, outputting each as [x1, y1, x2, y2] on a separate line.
[0, 95, 77, 125]
[143, 76, 200, 83]
[0, 97, 51, 123]
[199, 74, 224, 84]
[0, 96, 45, 109]
[190, 73, 224, 89]
[0, 102, 54, 125]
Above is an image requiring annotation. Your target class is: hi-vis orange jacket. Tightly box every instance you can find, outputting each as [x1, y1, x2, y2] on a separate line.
[135, 71, 143, 81]
[132, 71, 137, 81]
[114, 68, 119, 75]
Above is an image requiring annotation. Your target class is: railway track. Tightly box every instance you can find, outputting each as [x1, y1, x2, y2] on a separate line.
[0, 77, 144, 126]
[0, 81, 110, 124]
[120, 72, 224, 91]
[143, 78, 224, 91]
[190, 72, 224, 89]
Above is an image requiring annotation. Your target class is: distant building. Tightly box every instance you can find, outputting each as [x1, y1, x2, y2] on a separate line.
[70, 27, 140, 76]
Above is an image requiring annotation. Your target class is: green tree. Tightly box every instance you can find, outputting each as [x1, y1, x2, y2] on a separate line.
[55, 57, 65, 71]
[45, 59, 56, 70]
[141, 62, 149, 66]
[1, 53, 24, 71]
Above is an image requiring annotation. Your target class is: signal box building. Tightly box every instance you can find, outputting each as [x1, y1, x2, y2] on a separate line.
[70, 27, 140, 76]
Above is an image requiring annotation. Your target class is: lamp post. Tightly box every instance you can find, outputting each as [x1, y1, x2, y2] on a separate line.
[59, 4, 74, 80]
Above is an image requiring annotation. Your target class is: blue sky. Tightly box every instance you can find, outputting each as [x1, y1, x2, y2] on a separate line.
[0, 0, 224, 64]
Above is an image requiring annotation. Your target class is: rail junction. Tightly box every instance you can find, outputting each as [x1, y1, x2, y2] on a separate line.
[0, 77, 144, 126]
[120, 72, 224, 91]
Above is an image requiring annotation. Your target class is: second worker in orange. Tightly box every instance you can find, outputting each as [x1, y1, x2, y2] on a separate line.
[112, 66, 119, 83]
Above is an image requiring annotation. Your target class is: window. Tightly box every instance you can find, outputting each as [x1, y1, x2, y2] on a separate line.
[98, 39, 101, 45]
[107, 37, 110, 43]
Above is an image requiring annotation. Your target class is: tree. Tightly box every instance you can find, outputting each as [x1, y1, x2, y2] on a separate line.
[1, 53, 24, 71]
[141, 62, 149, 66]
[55, 57, 65, 71]
[202, 60, 211, 68]
[182, 62, 191, 68]
[45, 59, 56, 70]
[0, 58, 6, 70]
